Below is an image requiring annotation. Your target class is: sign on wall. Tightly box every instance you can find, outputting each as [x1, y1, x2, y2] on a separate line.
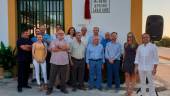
[91, 0, 110, 13]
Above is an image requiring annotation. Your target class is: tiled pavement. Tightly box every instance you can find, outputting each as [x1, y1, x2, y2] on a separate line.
[0, 78, 169, 96]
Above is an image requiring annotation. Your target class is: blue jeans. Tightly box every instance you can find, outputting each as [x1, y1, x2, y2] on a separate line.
[106, 60, 120, 89]
[88, 60, 103, 89]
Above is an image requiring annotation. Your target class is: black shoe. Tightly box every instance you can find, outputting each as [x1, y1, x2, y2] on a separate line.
[31, 79, 36, 83]
[17, 87, 22, 92]
[23, 85, 32, 89]
[72, 87, 77, 92]
[97, 87, 103, 91]
[105, 86, 112, 90]
[56, 85, 61, 89]
[60, 89, 69, 94]
[78, 86, 86, 90]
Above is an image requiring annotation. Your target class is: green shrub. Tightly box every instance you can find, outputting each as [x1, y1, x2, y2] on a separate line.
[155, 37, 170, 47]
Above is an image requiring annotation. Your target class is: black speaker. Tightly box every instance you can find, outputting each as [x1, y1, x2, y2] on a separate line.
[146, 15, 164, 41]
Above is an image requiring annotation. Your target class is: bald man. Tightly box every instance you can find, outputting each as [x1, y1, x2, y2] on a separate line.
[86, 36, 105, 90]
[88, 27, 104, 44]
[46, 30, 69, 95]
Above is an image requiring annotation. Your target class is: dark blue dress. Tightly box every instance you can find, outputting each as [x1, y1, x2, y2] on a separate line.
[123, 43, 138, 75]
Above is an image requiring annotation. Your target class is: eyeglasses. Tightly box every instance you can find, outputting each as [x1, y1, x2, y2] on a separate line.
[128, 36, 133, 38]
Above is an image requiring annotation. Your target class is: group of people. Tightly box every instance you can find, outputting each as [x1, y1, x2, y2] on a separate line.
[16, 24, 159, 96]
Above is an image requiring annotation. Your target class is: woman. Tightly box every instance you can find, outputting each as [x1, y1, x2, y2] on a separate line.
[65, 27, 76, 44]
[123, 32, 138, 96]
[32, 33, 47, 90]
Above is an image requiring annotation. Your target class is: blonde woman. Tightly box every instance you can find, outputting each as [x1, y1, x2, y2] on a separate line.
[123, 32, 138, 96]
[32, 33, 47, 90]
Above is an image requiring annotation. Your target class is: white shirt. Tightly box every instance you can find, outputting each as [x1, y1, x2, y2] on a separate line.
[134, 43, 159, 71]
[70, 38, 86, 59]
[65, 35, 74, 45]
[81, 35, 89, 47]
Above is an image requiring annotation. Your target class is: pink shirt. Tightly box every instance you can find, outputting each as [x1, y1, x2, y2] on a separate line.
[49, 39, 69, 65]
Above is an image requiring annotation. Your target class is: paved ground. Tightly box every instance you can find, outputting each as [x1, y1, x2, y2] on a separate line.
[0, 78, 169, 96]
[0, 47, 170, 96]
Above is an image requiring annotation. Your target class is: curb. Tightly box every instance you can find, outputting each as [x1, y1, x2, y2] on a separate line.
[159, 56, 170, 60]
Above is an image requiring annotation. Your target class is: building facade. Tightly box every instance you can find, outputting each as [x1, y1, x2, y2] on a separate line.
[0, 0, 142, 47]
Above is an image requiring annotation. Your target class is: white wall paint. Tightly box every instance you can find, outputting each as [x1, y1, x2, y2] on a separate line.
[72, 0, 131, 44]
[0, 0, 8, 45]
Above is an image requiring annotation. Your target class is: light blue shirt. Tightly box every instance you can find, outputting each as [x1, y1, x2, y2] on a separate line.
[105, 42, 122, 60]
[31, 33, 51, 43]
[86, 43, 105, 64]
[88, 34, 104, 44]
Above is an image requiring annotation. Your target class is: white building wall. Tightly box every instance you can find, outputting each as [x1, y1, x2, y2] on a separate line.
[0, 0, 8, 45]
[72, 0, 131, 45]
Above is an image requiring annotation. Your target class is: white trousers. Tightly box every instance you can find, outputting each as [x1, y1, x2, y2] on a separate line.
[138, 70, 156, 96]
[33, 59, 47, 85]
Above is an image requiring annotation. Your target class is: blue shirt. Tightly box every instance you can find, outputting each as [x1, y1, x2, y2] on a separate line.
[105, 42, 122, 60]
[88, 35, 104, 44]
[31, 33, 51, 43]
[86, 43, 105, 64]
[101, 39, 110, 48]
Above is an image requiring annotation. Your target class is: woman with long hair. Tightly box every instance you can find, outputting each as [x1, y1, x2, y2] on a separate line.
[65, 27, 76, 44]
[123, 32, 138, 96]
[32, 33, 47, 90]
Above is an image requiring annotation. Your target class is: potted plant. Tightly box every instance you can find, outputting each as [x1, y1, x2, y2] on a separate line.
[0, 42, 5, 79]
[0, 42, 17, 78]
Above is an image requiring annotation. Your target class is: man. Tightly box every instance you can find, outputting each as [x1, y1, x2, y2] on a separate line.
[70, 32, 86, 91]
[86, 36, 105, 90]
[17, 27, 32, 92]
[31, 25, 51, 44]
[135, 33, 159, 96]
[81, 26, 89, 47]
[88, 27, 104, 44]
[105, 32, 121, 92]
[51, 24, 62, 40]
[101, 32, 111, 48]
[101, 32, 111, 81]
[39, 25, 51, 44]
[46, 30, 69, 95]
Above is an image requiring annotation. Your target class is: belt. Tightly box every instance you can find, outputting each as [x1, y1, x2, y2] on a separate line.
[71, 57, 84, 61]
[89, 59, 102, 61]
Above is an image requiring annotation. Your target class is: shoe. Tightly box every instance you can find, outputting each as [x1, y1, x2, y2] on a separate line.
[97, 87, 103, 91]
[46, 88, 52, 95]
[17, 87, 22, 92]
[88, 86, 94, 90]
[31, 79, 36, 83]
[105, 86, 112, 90]
[72, 87, 77, 92]
[114, 89, 119, 93]
[56, 85, 61, 89]
[60, 89, 69, 94]
[23, 85, 32, 89]
[78, 86, 86, 90]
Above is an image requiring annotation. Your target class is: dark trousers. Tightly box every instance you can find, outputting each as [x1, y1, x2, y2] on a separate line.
[18, 61, 30, 88]
[48, 64, 67, 90]
[106, 60, 120, 89]
[71, 57, 85, 88]
[46, 51, 51, 80]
